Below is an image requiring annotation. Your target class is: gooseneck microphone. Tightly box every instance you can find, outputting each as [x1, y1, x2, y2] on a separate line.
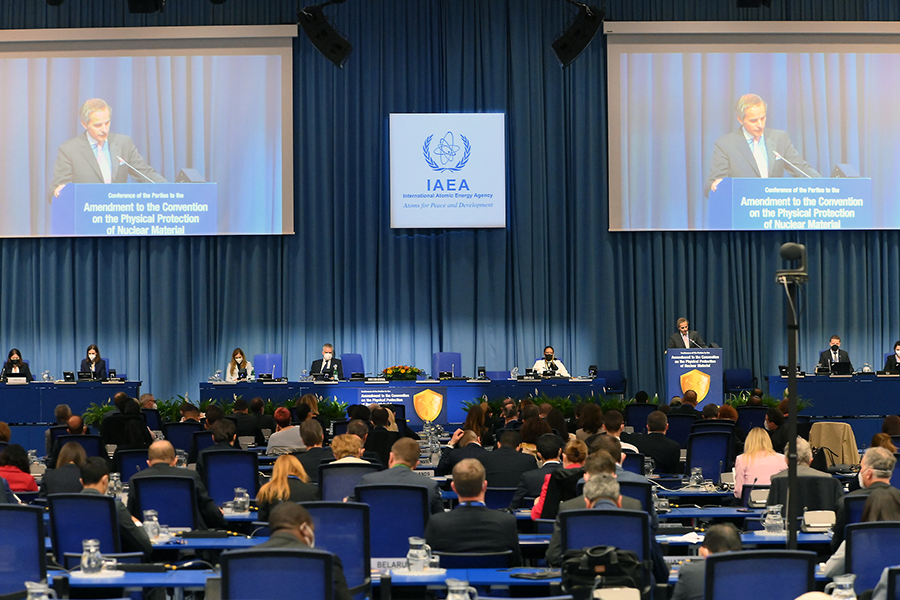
[116, 156, 155, 183]
[773, 151, 812, 179]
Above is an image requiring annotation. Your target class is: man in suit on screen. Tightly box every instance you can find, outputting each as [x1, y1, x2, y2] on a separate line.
[50, 98, 165, 200]
[704, 93, 819, 197]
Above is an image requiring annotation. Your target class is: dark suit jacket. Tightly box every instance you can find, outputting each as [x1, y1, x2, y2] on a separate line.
[671, 558, 706, 600]
[767, 425, 791, 455]
[673, 404, 703, 419]
[667, 330, 706, 349]
[257, 477, 320, 521]
[704, 127, 820, 197]
[765, 474, 843, 518]
[310, 358, 344, 379]
[884, 355, 900, 373]
[424, 504, 522, 566]
[479, 446, 539, 488]
[51, 132, 166, 193]
[257, 532, 351, 600]
[634, 432, 682, 475]
[819, 348, 853, 371]
[231, 412, 260, 441]
[39, 462, 83, 497]
[1, 361, 33, 381]
[364, 427, 402, 468]
[100, 414, 152, 447]
[435, 443, 487, 477]
[509, 461, 561, 509]
[79, 358, 107, 379]
[355, 463, 444, 514]
[82, 488, 153, 558]
[127, 462, 225, 530]
[296, 447, 335, 483]
[253, 412, 277, 436]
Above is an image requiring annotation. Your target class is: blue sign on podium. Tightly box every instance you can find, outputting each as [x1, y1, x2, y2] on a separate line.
[666, 348, 724, 408]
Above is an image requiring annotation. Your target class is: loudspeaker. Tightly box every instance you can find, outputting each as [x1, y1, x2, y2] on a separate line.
[552, 5, 603, 68]
[831, 163, 860, 178]
[175, 168, 206, 183]
[299, 5, 353, 69]
[127, 0, 164, 12]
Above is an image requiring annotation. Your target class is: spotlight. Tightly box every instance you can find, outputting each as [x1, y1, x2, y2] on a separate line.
[299, 0, 352, 69]
[552, 1, 604, 69]
[127, 0, 165, 13]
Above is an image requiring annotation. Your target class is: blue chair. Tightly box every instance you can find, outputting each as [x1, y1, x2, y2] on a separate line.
[130, 475, 199, 529]
[691, 420, 736, 434]
[202, 449, 260, 505]
[704, 550, 816, 600]
[48, 425, 69, 449]
[141, 408, 162, 431]
[56, 434, 105, 458]
[220, 548, 332, 600]
[433, 550, 514, 568]
[318, 463, 380, 502]
[618, 480, 653, 513]
[189, 429, 216, 464]
[0, 504, 46, 598]
[736, 406, 768, 434]
[355, 484, 429, 559]
[163, 421, 203, 452]
[432, 352, 462, 378]
[624, 404, 657, 431]
[253, 353, 283, 379]
[665, 414, 698, 448]
[842, 494, 868, 528]
[621, 452, 645, 475]
[723, 369, 757, 394]
[685, 431, 734, 483]
[47, 493, 145, 568]
[341, 353, 365, 377]
[846, 522, 900, 591]
[892, 454, 900, 488]
[484, 487, 518, 510]
[559, 509, 651, 570]
[485, 370, 510, 380]
[302, 502, 370, 600]
[595, 370, 626, 396]
[115, 448, 149, 479]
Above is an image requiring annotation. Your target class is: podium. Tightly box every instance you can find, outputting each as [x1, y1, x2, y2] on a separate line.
[51, 183, 218, 236]
[707, 177, 872, 230]
[666, 348, 724, 408]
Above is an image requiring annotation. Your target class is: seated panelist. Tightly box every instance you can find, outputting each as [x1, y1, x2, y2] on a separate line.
[2, 348, 33, 381]
[532, 345, 569, 377]
[818, 335, 853, 371]
[80, 344, 107, 379]
[225, 347, 253, 382]
[309, 343, 343, 380]
[884, 340, 900, 374]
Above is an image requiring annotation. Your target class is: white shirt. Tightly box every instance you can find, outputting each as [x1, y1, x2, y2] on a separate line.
[225, 361, 254, 382]
[532, 358, 570, 377]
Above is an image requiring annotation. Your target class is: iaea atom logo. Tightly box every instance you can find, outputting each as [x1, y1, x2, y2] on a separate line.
[423, 131, 471, 173]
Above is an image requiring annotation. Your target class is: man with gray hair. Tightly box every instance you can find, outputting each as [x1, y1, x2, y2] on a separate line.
[830, 446, 897, 550]
[583, 473, 621, 508]
[51, 98, 165, 199]
[770, 437, 832, 479]
[310, 343, 343, 379]
[766, 436, 843, 516]
[705, 93, 819, 197]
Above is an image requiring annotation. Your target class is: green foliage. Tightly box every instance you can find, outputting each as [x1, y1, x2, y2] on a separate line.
[317, 397, 349, 425]
[624, 393, 659, 405]
[725, 389, 811, 412]
[153, 398, 183, 423]
[82, 398, 116, 426]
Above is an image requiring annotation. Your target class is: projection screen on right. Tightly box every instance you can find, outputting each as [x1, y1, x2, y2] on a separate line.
[606, 22, 900, 232]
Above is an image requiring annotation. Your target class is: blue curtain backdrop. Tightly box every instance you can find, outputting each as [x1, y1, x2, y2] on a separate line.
[1, 0, 900, 407]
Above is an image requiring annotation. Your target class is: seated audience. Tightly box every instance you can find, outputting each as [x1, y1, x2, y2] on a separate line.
[830, 446, 896, 550]
[603, 409, 639, 453]
[364, 407, 401, 467]
[673, 390, 702, 417]
[671, 524, 743, 600]
[255, 455, 319, 521]
[0, 422, 10, 443]
[48, 415, 89, 469]
[180, 403, 202, 423]
[575, 404, 603, 440]
[824, 486, 900, 578]
[701, 403, 719, 419]
[508, 433, 563, 510]
[40, 441, 86, 497]
[249, 397, 277, 441]
[435, 429, 485, 476]
[463, 404, 494, 448]
[230, 399, 260, 441]
[881, 415, 900, 436]
[764, 408, 790, 455]
[479, 430, 538, 487]
[733, 427, 785, 499]
[531, 439, 587, 519]
[294, 420, 334, 484]
[266, 407, 306, 455]
[546, 407, 574, 443]
[354, 438, 442, 513]
[46, 404, 72, 455]
[195, 419, 240, 480]
[80, 456, 152, 559]
[331, 434, 367, 463]
[0, 444, 38, 492]
[871, 432, 897, 454]
[347, 418, 384, 466]
[767, 436, 842, 516]
[518, 416, 552, 458]
[633, 410, 681, 475]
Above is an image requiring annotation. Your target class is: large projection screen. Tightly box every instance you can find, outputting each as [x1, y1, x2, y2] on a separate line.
[607, 22, 900, 232]
[0, 25, 294, 237]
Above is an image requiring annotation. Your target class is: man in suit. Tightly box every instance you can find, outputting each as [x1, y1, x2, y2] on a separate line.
[508, 433, 563, 510]
[127, 440, 225, 530]
[256, 503, 351, 600]
[346, 419, 383, 466]
[435, 429, 486, 476]
[671, 524, 743, 600]
[589, 434, 659, 531]
[829, 446, 895, 551]
[80, 456, 152, 559]
[249, 397, 277, 439]
[478, 430, 538, 488]
[819, 335, 854, 371]
[673, 390, 703, 419]
[48, 415, 89, 469]
[667, 318, 707, 349]
[765, 408, 791, 454]
[229, 399, 261, 443]
[309, 343, 343, 380]
[195, 419, 241, 480]
[353, 438, 443, 514]
[51, 98, 165, 199]
[363, 407, 401, 467]
[633, 411, 682, 475]
[766, 435, 844, 519]
[294, 420, 334, 484]
[424, 458, 521, 565]
[704, 93, 820, 197]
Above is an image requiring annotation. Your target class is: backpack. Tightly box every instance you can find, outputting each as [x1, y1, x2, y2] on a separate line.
[561, 545, 646, 600]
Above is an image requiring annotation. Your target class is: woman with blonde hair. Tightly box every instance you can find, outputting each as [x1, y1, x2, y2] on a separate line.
[255, 454, 319, 520]
[733, 427, 786, 499]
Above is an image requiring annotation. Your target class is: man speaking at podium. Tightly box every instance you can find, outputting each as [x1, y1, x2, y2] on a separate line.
[667, 318, 707, 349]
[704, 93, 819, 197]
[51, 98, 166, 199]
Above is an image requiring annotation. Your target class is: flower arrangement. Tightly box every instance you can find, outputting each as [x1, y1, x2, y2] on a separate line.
[381, 365, 425, 381]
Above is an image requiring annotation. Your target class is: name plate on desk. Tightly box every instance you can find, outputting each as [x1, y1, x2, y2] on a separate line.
[365, 379, 389, 384]
[5, 377, 28, 385]
[417, 379, 440, 384]
[415, 469, 435, 477]
[314, 380, 339, 384]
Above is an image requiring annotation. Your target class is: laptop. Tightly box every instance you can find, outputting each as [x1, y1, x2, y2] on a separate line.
[77, 371, 94, 381]
[830, 361, 853, 376]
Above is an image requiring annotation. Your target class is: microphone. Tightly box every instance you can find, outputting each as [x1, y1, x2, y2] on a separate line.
[773, 151, 812, 179]
[116, 156, 155, 183]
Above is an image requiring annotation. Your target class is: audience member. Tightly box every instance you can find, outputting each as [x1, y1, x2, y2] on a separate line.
[701, 403, 719, 419]
[80, 456, 152, 559]
[249, 397, 277, 441]
[767, 436, 842, 516]
[671, 524, 743, 600]
[46, 404, 72, 455]
[347, 419, 384, 466]
[633, 411, 681, 475]
[479, 430, 538, 487]
[588, 433, 659, 529]
[111, 418, 153, 473]
[509, 433, 563, 510]
[463, 404, 494, 448]
[575, 404, 603, 440]
[882, 415, 900, 436]
[733, 427, 785, 499]
[331, 434, 367, 463]
[195, 419, 240, 480]
[824, 486, 900, 578]
[48, 415, 88, 468]
[545, 408, 574, 443]
[0, 444, 38, 492]
[424, 458, 521, 565]
[499, 401, 520, 430]
[518, 416, 552, 457]
[435, 429, 485, 476]
[354, 438, 442, 513]
[0, 422, 10, 442]
[830, 446, 896, 551]
[139, 393, 156, 409]
[364, 407, 401, 467]
[765, 407, 790, 453]
[266, 407, 306, 455]
[531, 439, 587, 519]
[256, 503, 351, 600]
[255, 455, 319, 521]
[871, 432, 897, 453]
[602, 409, 639, 452]
[230, 399, 259, 441]
[717, 403, 746, 445]
[634, 391, 650, 403]
[180, 403, 202, 423]
[294, 420, 334, 483]
[674, 390, 702, 418]
[40, 441, 86, 496]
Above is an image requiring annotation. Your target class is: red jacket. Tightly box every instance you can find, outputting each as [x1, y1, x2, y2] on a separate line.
[0, 465, 38, 492]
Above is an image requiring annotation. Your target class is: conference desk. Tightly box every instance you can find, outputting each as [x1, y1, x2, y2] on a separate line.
[200, 378, 606, 425]
[766, 373, 900, 416]
[0, 380, 141, 423]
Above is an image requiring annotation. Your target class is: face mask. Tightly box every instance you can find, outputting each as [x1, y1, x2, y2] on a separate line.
[831, 344, 839, 352]
[300, 522, 315, 548]
[235, 356, 242, 364]
[11, 357, 20, 364]
[858, 469, 866, 489]
[323, 353, 333, 360]
[544, 354, 553, 361]
[896, 349, 900, 358]
[88, 353, 96, 360]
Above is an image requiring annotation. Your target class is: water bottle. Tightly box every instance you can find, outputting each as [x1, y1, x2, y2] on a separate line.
[333, 364, 339, 381]
[430, 434, 441, 466]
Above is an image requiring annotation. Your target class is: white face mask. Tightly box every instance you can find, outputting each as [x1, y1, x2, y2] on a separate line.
[896, 349, 900, 358]
[300, 522, 315, 548]
[858, 469, 866, 489]
[323, 352, 333, 361]
[235, 356, 243, 364]
[88, 353, 96, 360]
